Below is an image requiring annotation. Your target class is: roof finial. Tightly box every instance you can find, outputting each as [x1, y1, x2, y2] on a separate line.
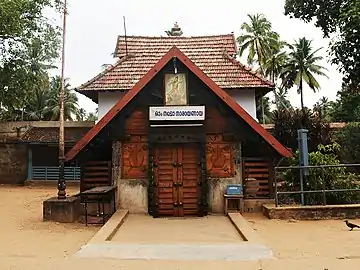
[165, 22, 183, 36]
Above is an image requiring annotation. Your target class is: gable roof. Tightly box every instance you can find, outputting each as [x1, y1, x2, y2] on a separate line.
[77, 34, 274, 102]
[66, 46, 291, 161]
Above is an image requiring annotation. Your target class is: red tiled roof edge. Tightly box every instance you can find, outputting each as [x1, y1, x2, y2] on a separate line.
[222, 52, 275, 88]
[65, 46, 292, 162]
[75, 54, 134, 92]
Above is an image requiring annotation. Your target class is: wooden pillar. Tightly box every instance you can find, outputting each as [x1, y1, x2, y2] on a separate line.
[27, 146, 33, 180]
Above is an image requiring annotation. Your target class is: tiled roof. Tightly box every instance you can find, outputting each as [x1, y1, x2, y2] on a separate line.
[77, 34, 274, 97]
[21, 127, 92, 143]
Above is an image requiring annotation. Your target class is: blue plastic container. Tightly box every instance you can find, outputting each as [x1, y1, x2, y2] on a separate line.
[226, 184, 243, 195]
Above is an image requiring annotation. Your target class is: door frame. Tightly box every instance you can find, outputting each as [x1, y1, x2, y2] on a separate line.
[148, 133, 208, 218]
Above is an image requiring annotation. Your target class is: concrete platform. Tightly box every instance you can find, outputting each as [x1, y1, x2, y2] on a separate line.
[74, 211, 274, 261]
[74, 243, 274, 261]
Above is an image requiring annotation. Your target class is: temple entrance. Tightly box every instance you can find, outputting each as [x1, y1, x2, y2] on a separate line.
[153, 143, 201, 217]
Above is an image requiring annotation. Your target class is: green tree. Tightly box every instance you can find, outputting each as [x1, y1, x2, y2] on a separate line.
[271, 108, 331, 152]
[280, 37, 328, 111]
[283, 143, 360, 205]
[256, 95, 272, 124]
[237, 13, 278, 74]
[284, 0, 360, 90]
[86, 112, 98, 122]
[313, 96, 332, 121]
[76, 108, 87, 121]
[329, 87, 360, 122]
[0, 0, 61, 117]
[44, 76, 80, 121]
[274, 87, 292, 110]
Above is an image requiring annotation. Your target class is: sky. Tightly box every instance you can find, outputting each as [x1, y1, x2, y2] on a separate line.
[52, 0, 343, 113]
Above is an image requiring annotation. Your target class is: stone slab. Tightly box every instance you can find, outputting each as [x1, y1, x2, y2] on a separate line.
[88, 209, 129, 244]
[43, 196, 80, 223]
[262, 203, 360, 220]
[228, 213, 265, 244]
[74, 243, 274, 261]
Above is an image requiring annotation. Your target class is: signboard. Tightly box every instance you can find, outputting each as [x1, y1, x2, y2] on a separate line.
[149, 106, 205, 121]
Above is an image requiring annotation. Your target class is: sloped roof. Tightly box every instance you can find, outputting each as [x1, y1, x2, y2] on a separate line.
[66, 46, 291, 161]
[77, 34, 274, 101]
[21, 127, 91, 144]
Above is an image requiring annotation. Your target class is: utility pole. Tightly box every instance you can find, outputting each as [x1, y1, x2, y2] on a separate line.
[58, 0, 67, 199]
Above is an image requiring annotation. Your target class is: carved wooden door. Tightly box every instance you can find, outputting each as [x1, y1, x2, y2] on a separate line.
[178, 143, 200, 216]
[154, 143, 201, 217]
[154, 145, 178, 216]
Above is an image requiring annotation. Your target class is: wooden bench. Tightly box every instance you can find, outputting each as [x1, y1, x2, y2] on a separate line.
[81, 185, 117, 226]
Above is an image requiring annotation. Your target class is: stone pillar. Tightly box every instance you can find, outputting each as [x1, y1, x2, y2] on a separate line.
[111, 141, 121, 206]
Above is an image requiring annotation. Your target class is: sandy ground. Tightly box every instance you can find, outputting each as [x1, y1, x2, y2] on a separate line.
[243, 213, 360, 260]
[1, 185, 360, 269]
[112, 214, 243, 243]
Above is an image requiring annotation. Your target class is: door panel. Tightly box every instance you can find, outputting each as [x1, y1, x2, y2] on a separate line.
[154, 143, 201, 217]
[154, 145, 178, 216]
[180, 144, 200, 216]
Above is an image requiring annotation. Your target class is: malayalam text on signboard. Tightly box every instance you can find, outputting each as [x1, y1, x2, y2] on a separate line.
[149, 106, 205, 121]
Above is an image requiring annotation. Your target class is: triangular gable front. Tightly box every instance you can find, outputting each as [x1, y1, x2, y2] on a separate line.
[66, 46, 292, 161]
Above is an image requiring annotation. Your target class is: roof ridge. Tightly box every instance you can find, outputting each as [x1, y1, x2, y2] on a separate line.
[222, 52, 275, 88]
[116, 33, 235, 39]
[76, 54, 135, 91]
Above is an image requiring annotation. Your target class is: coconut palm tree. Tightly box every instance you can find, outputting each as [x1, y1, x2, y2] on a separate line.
[44, 76, 80, 120]
[280, 38, 328, 111]
[274, 87, 292, 110]
[237, 13, 278, 74]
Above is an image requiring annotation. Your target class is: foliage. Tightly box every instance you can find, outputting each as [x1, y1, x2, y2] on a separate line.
[283, 143, 360, 205]
[271, 108, 332, 152]
[0, 76, 81, 121]
[335, 123, 360, 166]
[284, 0, 360, 90]
[280, 37, 328, 110]
[313, 96, 332, 121]
[274, 87, 292, 110]
[256, 95, 272, 124]
[43, 76, 80, 121]
[85, 112, 98, 122]
[237, 13, 279, 73]
[0, 0, 62, 118]
[328, 87, 360, 122]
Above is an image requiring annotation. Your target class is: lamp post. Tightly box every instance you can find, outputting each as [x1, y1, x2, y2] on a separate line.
[58, 0, 67, 199]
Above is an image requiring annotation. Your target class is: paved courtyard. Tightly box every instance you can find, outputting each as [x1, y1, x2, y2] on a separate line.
[1, 185, 360, 269]
[112, 214, 243, 243]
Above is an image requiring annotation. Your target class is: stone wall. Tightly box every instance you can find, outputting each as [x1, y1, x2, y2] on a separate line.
[0, 143, 28, 184]
[262, 204, 360, 220]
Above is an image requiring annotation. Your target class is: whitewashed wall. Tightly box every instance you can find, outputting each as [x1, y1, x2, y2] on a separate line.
[225, 89, 258, 121]
[98, 91, 125, 119]
[97, 89, 258, 122]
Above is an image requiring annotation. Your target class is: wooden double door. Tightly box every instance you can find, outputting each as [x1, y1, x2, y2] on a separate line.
[154, 143, 201, 217]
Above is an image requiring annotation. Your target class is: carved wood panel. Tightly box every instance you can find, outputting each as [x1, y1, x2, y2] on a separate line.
[206, 135, 234, 177]
[122, 142, 149, 179]
[124, 107, 148, 135]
